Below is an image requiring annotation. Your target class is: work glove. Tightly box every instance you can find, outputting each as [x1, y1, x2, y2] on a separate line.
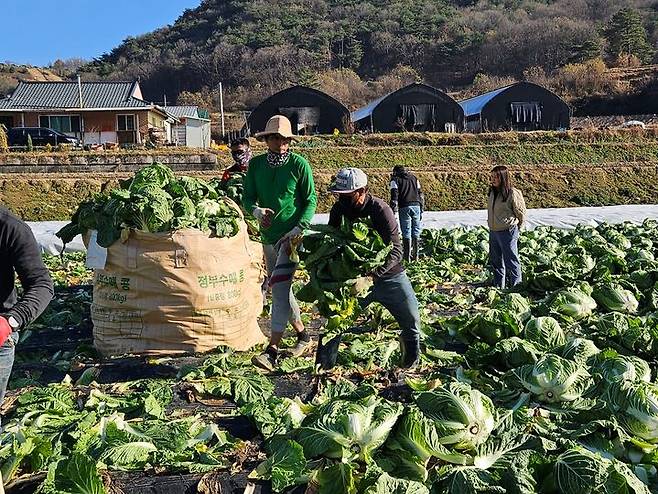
[276, 226, 304, 258]
[253, 207, 275, 229]
[0, 316, 12, 347]
[350, 276, 373, 296]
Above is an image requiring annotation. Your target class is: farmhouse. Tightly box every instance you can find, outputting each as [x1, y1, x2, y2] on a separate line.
[0, 80, 175, 145]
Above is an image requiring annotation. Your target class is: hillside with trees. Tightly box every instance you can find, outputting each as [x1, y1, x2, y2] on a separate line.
[0, 64, 63, 97]
[29, 1, 658, 114]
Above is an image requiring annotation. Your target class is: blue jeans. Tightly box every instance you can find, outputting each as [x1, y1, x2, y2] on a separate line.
[0, 332, 18, 406]
[361, 272, 421, 343]
[489, 226, 522, 288]
[399, 205, 422, 239]
[316, 272, 421, 369]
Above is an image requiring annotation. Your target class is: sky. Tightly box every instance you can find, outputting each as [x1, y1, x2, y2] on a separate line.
[2, 0, 202, 66]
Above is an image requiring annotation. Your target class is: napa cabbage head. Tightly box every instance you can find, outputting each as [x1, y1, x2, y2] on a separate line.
[490, 337, 540, 369]
[509, 354, 593, 403]
[607, 380, 658, 444]
[386, 407, 472, 468]
[196, 199, 224, 218]
[296, 394, 402, 462]
[592, 282, 639, 314]
[524, 316, 566, 349]
[558, 337, 600, 365]
[548, 285, 597, 321]
[495, 293, 532, 322]
[592, 350, 651, 384]
[415, 382, 496, 450]
[603, 230, 632, 250]
[594, 312, 630, 337]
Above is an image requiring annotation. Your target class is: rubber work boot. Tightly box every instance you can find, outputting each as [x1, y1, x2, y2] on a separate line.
[288, 330, 311, 357]
[411, 237, 419, 261]
[399, 335, 420, 369]
[402, 238, 412, 262]
[252, 345, 278, 372]
[315, 334, 343, 370]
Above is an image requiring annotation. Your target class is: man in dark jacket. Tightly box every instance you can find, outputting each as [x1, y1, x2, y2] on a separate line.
[0, 207, 54, 405]
[390, 165, 424, 261]
[318, 167, 421, 369]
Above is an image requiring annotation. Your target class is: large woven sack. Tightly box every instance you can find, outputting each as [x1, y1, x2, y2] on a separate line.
[89, 215, 266, 355]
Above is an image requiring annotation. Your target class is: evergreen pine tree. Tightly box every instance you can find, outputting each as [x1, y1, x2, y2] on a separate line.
[605, 8, 654, 63]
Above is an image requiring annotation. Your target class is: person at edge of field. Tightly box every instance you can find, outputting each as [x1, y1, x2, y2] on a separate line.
[488, 165, 527, 289]
[243, 115, 317, 371]
[389, 164, 424, 262]
[0, 207, 54, 491]
[317, 167, 421, 369]
[221, 137, 252, 181]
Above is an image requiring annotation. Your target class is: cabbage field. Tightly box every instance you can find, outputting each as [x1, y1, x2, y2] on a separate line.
[5, 220, 658, 493]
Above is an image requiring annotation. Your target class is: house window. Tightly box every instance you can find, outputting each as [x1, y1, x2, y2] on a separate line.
[117, 114, 135, 131]
[39, 115, 81, 133]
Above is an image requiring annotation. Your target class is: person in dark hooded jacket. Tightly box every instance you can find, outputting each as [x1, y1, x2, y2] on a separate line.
[390, 165, 424, 261]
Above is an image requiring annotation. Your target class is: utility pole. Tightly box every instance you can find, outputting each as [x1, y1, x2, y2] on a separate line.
[219, 82, 225, 140]
[77, 74, 85, 146]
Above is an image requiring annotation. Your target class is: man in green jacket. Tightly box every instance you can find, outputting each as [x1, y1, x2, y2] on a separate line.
[243, 115, 317, 371]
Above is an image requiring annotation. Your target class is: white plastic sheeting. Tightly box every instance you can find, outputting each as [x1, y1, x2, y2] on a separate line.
[30, 204, 658, 254]
[28, 221, 86, 255]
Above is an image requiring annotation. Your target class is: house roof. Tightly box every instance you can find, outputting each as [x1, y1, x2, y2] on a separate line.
[351, 83, 457, 122]
[165, 105, 211, 121]
[0, 80, 158, 111]
[459, 85, 514, 117]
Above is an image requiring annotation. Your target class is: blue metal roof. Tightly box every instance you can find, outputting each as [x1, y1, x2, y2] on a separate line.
[350, 93, 388, 122]
[459, 85, 514, 117]
[351, 83, 459, 123]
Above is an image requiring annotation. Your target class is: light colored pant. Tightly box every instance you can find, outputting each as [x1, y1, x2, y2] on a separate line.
[263, 243, 302, 334]
[399, 205, 422, 239]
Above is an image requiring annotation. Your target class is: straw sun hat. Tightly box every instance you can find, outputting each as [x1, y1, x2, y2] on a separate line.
[255, 115, 298, 141]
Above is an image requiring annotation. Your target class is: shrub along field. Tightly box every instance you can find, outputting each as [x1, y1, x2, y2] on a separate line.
[5, 219, 658, 492]
[3, 130, 658, 220]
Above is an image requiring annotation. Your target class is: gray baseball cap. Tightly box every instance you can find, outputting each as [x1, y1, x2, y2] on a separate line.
[328, 167, 368, 193]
